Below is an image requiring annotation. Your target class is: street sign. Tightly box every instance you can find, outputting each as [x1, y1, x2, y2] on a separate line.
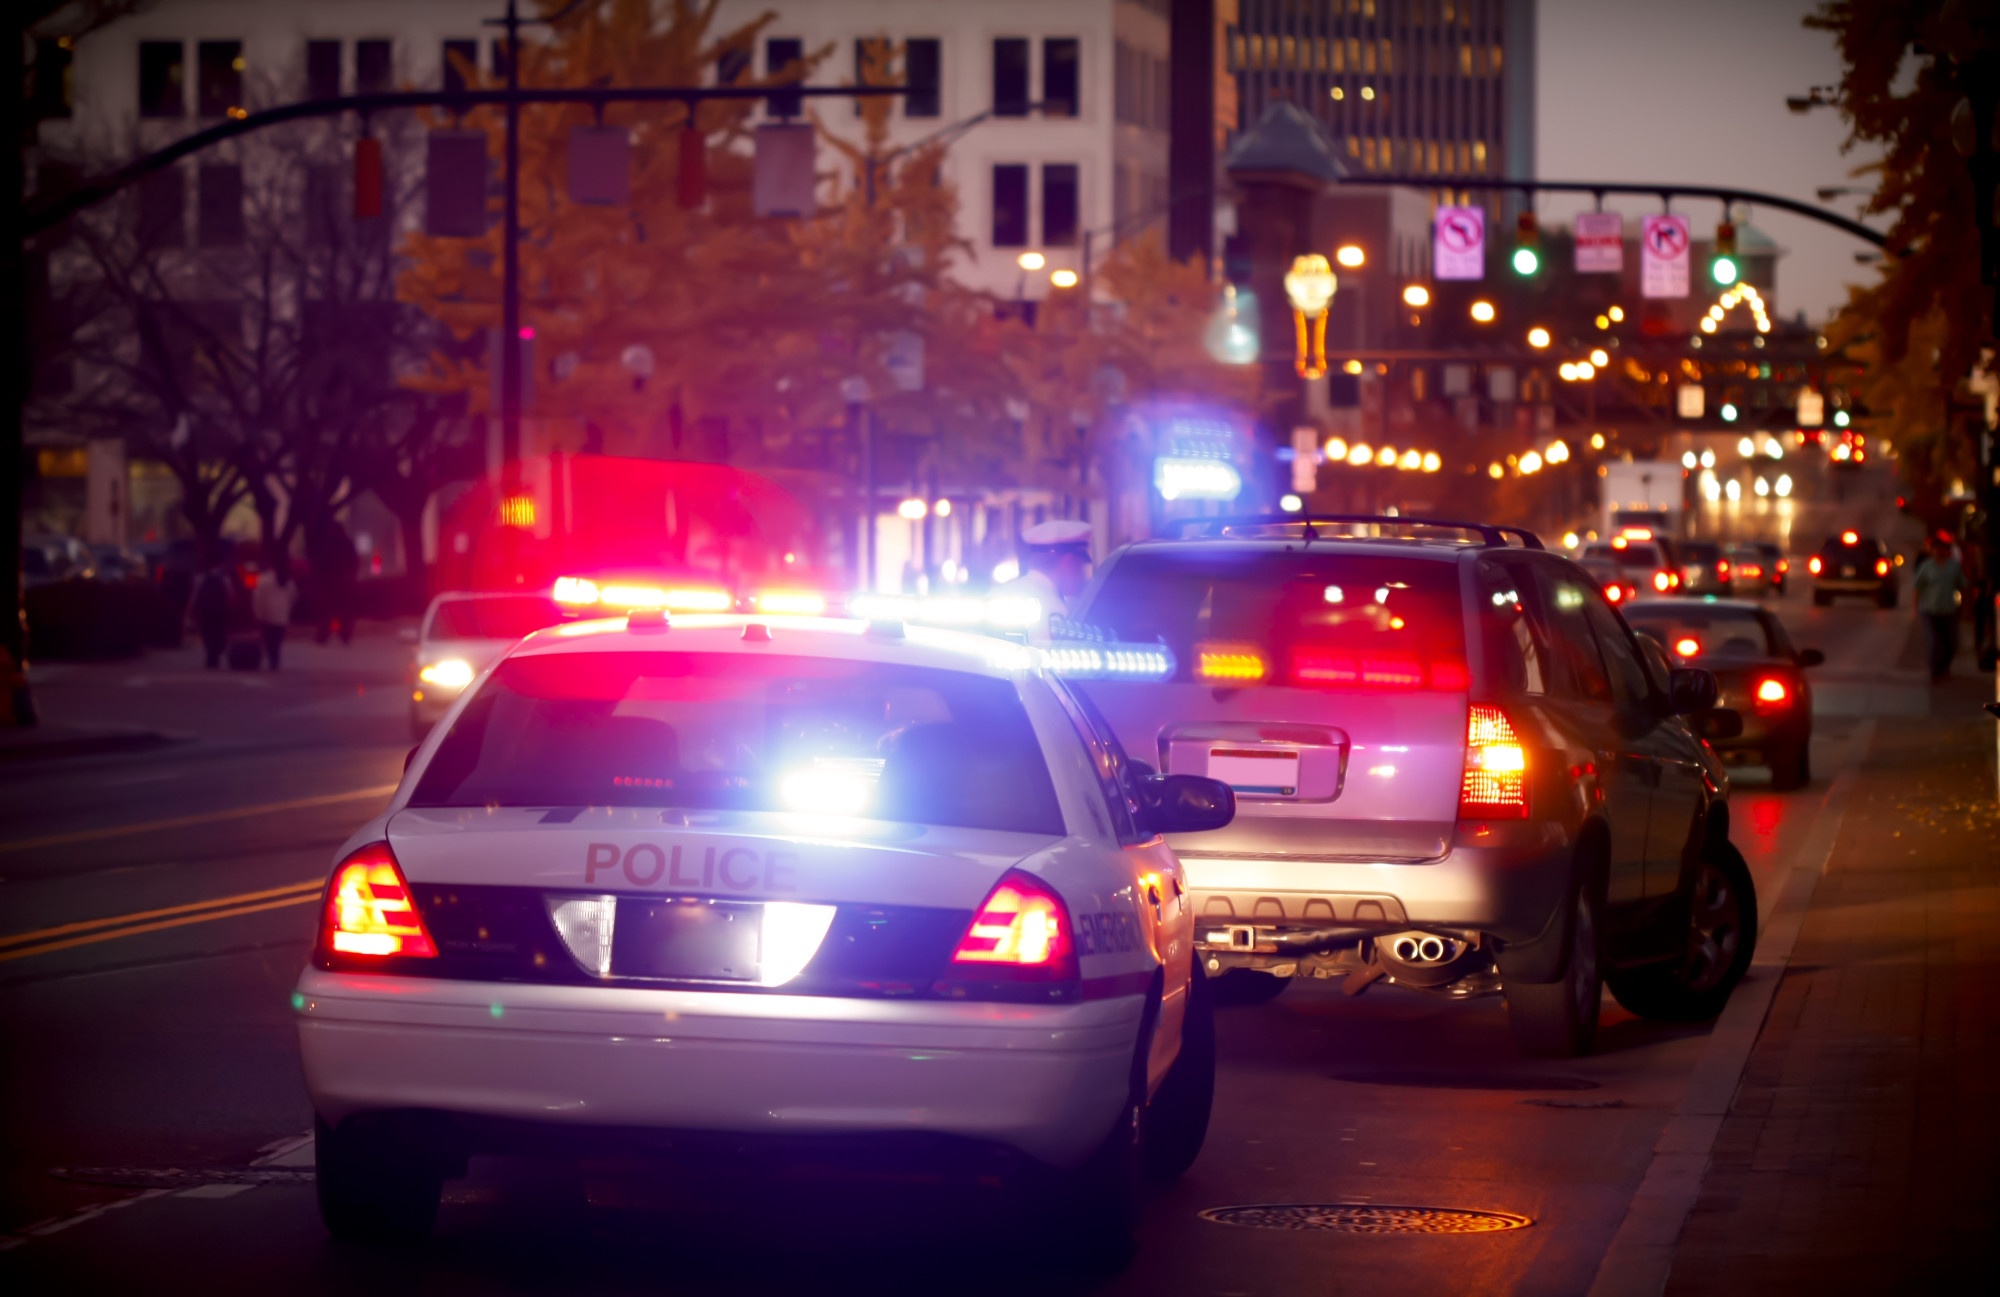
[1434, 206, 1486, 281]
[1797, 389, 1824, 426]
[1677, 384, 1704, 420]
[1640, 214, 1691, 298]
[1574, 211, 1624, 273]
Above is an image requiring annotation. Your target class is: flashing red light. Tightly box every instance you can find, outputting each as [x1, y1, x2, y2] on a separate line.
[1460, 703, 1528, 820]
[948, 871, 1078, 981]
[320, 844, 436, 960]
[1292, 650, 1467, 691]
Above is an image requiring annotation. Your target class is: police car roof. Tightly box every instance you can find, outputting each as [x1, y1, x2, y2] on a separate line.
[1119, 537, 1474, 563]
[508, 615, 1029, 678]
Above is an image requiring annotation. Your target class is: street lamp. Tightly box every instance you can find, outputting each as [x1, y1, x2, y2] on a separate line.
[1049, 268, 1079, 288]
[1335, 244, 1366, 269]
[1017, 251, 1046, 271]
[1527, 326, 1552, 349]
[1284, 254, 1338, 380]
[1402, 283, 1430, 308]
[1470, 299, 1497, 324]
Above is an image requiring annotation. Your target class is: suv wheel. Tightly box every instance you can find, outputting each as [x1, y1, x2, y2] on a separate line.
[315, 1116, 443, 1243]
[1504, 881, 1602, 1058]
[1208, 968, 1290, 1005]
[1608, 842, 1758, 1022]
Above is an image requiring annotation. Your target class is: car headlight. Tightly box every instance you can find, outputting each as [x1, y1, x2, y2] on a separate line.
[417, 658, 476, 691]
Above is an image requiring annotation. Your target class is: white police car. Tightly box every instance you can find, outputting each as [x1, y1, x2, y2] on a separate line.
[297, 611, 1231, 1246]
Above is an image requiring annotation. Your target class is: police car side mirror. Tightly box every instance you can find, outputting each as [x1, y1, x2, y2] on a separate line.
[1138, 773, 1235, 835]
[1699, 707, 1744, 741]
[1668, 666, 1719, 716]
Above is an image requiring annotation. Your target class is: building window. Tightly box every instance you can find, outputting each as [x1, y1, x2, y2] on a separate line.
[766, 37, 804, 116]
[1044, 38, 1079, 117]
[905, 38, 940, 117]
[356, 40, 393, 94]
[32, 38, 72, 120]
[442, 39, 477, 94]
[992, 163, 1028, 247]
[306, 40, 341, 100]
[139, 41, 184, 118]
[716, 44, 751, 84]
[196, 41, 242, 117]
[1042, 164, 1078, 247]
[993, 38, 1029, 116]
[198, 164, 245, 247]
[136, 166, 185, 245]
[490, 37, 512, 83]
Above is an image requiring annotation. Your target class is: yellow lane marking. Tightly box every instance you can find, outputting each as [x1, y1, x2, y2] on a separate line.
[0, 879, 323, 950]
[0, 785, 399, 854]
[0, 893, 320, 963]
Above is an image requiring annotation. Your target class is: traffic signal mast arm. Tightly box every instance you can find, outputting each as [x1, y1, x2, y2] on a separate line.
[21, 84, 909, 240]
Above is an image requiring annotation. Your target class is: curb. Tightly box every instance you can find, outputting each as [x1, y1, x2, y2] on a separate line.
[1584, 718, 1878, 1297]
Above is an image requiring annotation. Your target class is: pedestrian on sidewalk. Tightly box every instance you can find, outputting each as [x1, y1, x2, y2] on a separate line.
[190, 555, 233, 670]
[1913, 533, 1968, 683]
[252, 559, 298, 670]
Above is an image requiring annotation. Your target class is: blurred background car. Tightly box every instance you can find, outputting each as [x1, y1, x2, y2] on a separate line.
[1723, 541, 1787, 596]
[1675, 541, 1732, 596]
[1583, 537, 1683, 596]
[1808, 531, 1897, 608]
[1622, 600, 1821, 790]
[407, 591, 567, 738]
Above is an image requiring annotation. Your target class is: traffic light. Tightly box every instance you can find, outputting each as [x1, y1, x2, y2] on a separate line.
[1511, 211, 1540, 276]
[1711, 220, 1739, 285]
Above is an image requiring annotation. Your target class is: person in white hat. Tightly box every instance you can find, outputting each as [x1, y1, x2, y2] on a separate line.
[1000, 519, 1093, 642]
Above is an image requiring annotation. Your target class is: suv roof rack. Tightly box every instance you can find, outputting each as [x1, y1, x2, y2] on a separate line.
[1166, 513, 1544, 550]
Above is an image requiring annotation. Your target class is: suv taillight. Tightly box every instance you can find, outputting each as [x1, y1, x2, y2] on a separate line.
[318, 843, 436, 960]
[943, 870, 1079, 985]
[1460, 703, 1528, 820]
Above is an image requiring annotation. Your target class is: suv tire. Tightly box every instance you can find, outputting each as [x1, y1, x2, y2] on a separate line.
[315, 1116, 443, 1243]
[1504, 879, 1602, 1058]
[1143, 961, 1215, 1182]
[1607, 841, 1757, 1022]
[1209, 969, 1290, 1006]
[1768, 738, 1809, 791]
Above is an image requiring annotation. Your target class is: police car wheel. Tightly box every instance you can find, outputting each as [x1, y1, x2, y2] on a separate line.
[1057, 1097, 1144, 1259]
[315, 1116, 443, 1244]
[1143, 961, 1215, 1182]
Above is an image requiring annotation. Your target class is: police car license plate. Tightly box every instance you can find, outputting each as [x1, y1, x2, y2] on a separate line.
[1207, 746, 1299, 796]
[613, 899, 763, 981]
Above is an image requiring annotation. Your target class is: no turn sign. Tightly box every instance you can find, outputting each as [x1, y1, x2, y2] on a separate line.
[1434, 206, 1485, 281]
[1640, 214, 1690, 299]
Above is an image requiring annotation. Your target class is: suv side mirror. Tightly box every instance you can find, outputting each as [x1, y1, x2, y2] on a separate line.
[1798, 648, 1825, 667]
[1136, 773, 1235, 835]
[1668, 666, 1719, 715]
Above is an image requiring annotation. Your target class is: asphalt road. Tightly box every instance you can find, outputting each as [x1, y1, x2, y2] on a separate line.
[0, 567, 1942, 1295]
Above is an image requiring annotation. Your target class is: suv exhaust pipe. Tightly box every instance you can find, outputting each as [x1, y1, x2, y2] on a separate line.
[1389, 934, 1452, 964]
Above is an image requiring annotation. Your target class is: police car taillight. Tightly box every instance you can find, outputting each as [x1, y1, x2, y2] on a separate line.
[319, 843, 437, 959]
[947, 870, 1078, 982]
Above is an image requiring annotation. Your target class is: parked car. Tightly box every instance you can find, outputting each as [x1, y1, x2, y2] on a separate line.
[1808, 531, 1897, 607]
[1069, 514, 1758, 1057]
[406, 592, 567, 738]
[1622, 600, 1821, 789]
[89, 543, 149, 583]
[1724, 541, 1788, 596]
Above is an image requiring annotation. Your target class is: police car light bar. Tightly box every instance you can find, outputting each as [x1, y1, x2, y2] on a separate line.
[1044, 642, 1176, 681]
[846, 592, 1042, 631]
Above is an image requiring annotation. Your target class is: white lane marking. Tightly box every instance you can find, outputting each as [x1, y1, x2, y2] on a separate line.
[251, 1132, 315, 1168]
[1585, 719, 1877, 1297]
[176, 1184, 254, 1199]
[0, 784, 398, 854]
[0, 1188, 172, 1252]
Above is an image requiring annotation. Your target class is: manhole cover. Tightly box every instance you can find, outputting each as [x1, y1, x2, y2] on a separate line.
[53, 1166, 315, 1190]
[1201, 1203, 1532, 1234]
[1336, 1068, 1598, 1092]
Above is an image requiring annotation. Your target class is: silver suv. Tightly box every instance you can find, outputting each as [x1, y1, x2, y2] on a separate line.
[1069, 516, 1757, 1056]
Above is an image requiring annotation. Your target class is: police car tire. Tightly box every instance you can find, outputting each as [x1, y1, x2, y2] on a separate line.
[1142, 961, 1215, 1182]
[1060, 1097, 1144, 1258]
[315, 1117, 443, 1244]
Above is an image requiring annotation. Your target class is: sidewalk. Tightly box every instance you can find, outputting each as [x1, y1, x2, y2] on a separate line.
[1662, 674, 2000, 1293]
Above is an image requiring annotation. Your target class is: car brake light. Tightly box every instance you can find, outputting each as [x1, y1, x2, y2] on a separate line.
[1291, 651, 1466, 690]
[1841, 530, 1858, 545]
[1621, 526, 1653, 540]
[1460, 703, 1528, 820]
[1739, 563, 1763, 579]
[1777, 559, 1789, 573]
[320, 844, 436, 959]
[1874, 558, 1890, 576]
[1653, 571, 1674, 592]
[1808, 556, 1823, 575]
[947, 871, 1079, 982]
[1754, 678, 1791, 712]
[1603, 583, 1624, 602]
[1674, 637, 1700, 657]
[1716, 560, 1730, 575]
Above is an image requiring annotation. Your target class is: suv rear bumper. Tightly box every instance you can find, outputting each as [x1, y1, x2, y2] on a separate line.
[1177, 829, 1569, 950]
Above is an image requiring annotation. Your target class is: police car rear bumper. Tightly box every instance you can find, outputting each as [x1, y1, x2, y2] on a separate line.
[295, 968, 1142, 1169]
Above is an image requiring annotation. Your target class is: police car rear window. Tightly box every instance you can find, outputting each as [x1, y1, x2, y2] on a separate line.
[410, 652, 1065, 835]
[1080, 551, 1467, 689]
[428, 596, 564, 641]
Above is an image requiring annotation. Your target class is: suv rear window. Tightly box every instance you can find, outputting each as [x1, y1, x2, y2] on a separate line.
[1624, 606, 1779, 659]
[1819, 536, 1882, 562]
[1678, 542, 1722, 564]
[428, 596, 564, 641]
[411, 652, 1064, 834]
[1081, 550, 1467, 690]
[1585, 543, 1661, 568]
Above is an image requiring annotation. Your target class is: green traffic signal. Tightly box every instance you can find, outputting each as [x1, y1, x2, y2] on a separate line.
[1711, 255, 1739, 286]
[1512, 246, 1540, 276]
